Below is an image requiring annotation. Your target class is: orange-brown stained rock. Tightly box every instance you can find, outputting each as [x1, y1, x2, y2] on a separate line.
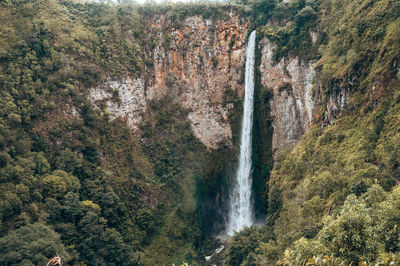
[146, 14, 249, 149]
[89, 13, 250, 150]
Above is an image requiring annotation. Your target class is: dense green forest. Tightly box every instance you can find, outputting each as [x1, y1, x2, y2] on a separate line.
[0, 1, 236, 264]
[0, 0, 399, 265]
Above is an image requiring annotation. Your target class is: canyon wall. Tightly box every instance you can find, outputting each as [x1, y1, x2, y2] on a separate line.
[90, 13, 249, 149]
[259, 37, 315, 155]
[89, 13, 347, 154]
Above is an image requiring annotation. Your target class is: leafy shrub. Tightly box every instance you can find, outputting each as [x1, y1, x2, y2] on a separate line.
[0, 223, 71, 265]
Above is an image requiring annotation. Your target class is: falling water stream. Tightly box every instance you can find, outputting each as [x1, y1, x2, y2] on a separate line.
[226, 30, 256, 236]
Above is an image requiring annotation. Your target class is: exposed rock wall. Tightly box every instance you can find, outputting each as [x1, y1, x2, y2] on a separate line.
[88, 77, 146, 131]
[320, 87, 350, 127]
[259, 37, 315, 155]
[88, 16, 348, 154]
[146, 14, 249, 149]
[89, 13, 249, 149]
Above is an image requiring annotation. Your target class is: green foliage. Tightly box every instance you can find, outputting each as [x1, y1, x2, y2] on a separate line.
[139, 96, 206, 264]
[1, 0, 398, 265]
[222, 0, 400, 263]
[282, 185, 400, 264]
[223, 227, 260, 265]
[42, 170, 80, 198]
[139, 1, 232, 25]
[317, 0, 400, 104]
[257, 0, 320, 61]
[0, 1, 176, 264]
[0, 223, 71, 265]
[138, 91, 244, 264]
[240, 92, 400, 264]
[223, 226, 274, 266]
[317, 195, 378, 264]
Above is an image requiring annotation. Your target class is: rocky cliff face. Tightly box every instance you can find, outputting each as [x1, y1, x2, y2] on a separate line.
[89, 77, 146, 131]
[259, 37, 315, 155]
[320, 87, 351, 127]
[88, 14, 348, 154]
[89, 13, 249, 149]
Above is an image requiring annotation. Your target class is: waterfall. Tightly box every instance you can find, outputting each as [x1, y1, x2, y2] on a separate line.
[226, 30, 256, 236]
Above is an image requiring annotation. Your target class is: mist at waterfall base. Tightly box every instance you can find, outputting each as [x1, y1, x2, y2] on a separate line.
[225, 30, 257, 237]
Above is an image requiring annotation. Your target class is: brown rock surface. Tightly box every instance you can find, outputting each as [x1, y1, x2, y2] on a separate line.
[90, 13, 249, 149]
[88, 15, 350, 156]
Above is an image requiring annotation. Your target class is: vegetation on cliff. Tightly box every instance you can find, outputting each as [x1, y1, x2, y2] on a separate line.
[0, 0, 241, 264]
[0, 0, 399, 265]
[222, 0, 400, 265]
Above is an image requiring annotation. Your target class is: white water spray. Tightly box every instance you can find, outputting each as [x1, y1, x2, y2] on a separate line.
[226, 30, 256, 236]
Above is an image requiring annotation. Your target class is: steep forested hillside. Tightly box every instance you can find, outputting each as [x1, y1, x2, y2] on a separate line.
[0, 0, 399, 265]
[223, 0, 400, 265]
[0, 1, 240, 264]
